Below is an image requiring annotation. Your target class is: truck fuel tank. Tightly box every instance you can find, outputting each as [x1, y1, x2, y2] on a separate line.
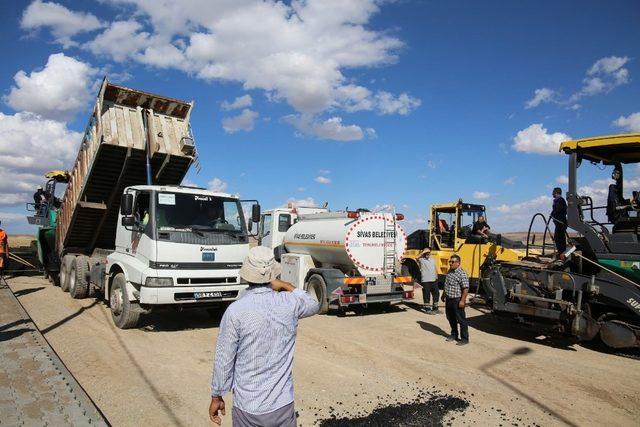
[283, 211, 407, 276]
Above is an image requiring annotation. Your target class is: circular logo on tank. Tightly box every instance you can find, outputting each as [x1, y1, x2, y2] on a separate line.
[344, 214, 407, 275]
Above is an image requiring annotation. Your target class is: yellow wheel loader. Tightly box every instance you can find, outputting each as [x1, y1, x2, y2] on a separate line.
[402, 200, 526, 289]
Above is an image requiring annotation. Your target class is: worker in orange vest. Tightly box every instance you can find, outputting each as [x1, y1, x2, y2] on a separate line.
[0, 221, 8, 273]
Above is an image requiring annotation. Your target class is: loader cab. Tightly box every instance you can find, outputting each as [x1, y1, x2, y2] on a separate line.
[560, 133, 640, 281]
[429, 201, 486, 250]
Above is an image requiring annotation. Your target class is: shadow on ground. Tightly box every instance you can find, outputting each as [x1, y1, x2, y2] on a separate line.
[416, 320, 449, 338]
[465, 311, 579, 351]
[14, 287, 45, 297]
[140, 309, 222, 332]
[0, 328, 35, 342]
[329, 303, 407, 318]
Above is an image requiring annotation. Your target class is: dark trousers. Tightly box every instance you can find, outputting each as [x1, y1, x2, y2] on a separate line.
[421, 281, 439, 308]
[554, 223, 567, 254]
[445, 297, 469, 341]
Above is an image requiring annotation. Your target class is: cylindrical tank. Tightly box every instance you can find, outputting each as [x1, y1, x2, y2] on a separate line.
[284, 212, 407, 276]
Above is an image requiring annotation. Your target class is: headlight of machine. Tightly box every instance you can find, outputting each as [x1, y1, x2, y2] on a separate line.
[144, 277, 173, 287]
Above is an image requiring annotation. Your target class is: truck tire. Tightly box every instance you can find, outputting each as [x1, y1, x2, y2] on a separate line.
[109, 273, 140, 329]
[307, 274, 329, 314]
[60, 255, 75, 292]
[69, 255, 90, 299]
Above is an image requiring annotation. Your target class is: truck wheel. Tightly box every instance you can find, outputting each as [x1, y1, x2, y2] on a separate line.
[69, 256, 90, 299]
[60, 255, 75, 292]
[110, 273, 140, 329]
[307, 274, 329, 314]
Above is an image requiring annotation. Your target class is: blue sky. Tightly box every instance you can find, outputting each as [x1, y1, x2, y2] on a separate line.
[0, 0, 639, 235]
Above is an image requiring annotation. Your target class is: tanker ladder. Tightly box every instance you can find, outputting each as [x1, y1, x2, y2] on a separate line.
[382, 206, 398, 277]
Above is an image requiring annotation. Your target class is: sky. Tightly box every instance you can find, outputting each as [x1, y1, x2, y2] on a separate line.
[0, 0, 639, 236]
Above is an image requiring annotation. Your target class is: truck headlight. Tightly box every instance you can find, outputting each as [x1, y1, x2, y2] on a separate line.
[144, 277, 173, 287]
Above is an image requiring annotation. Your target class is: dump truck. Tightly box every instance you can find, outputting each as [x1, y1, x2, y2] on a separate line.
[482, 133, 640, 349]
[259, 206, 416, 314]
[28, 79, 260, 328]
[402, 200, 525, 289]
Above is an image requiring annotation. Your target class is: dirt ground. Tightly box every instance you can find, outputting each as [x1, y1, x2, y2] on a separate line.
[5, 275, 640, 427]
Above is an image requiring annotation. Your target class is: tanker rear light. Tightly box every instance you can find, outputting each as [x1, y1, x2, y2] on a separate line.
[340, 295, 358, 304]
[347, 211, 359, 219]
[395, 213, 404, 221]
[403, 290, 415, 299]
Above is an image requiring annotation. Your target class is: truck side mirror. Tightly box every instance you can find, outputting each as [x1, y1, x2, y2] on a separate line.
[252, 204, 261, 224]
[121, 216, 136, 227]
[121, 193, 133, 215]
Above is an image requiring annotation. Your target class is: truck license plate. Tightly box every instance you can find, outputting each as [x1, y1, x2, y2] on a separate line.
[365, 277, 376, 286]
[194, 291, 222, 299]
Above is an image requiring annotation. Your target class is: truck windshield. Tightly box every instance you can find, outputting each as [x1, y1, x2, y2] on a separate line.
[155, 192, 246, 233]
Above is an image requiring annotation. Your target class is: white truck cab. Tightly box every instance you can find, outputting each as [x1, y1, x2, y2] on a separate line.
[104, 185, 260, 328]
[259, 205, 328, 251]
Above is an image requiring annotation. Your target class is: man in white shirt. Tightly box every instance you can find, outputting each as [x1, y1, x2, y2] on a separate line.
[418, 249, 439, 313]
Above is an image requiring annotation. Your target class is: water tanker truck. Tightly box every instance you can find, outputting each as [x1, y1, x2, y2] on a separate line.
[259, 207, 416, 313]
[27, 79, 260, 329]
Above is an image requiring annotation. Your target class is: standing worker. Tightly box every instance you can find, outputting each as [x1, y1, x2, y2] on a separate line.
[418, 249, 439, 313]
[551, 187, 567, 256]
[209, 246, 319, 426]
[441, 254, 470, 345]
[0, 221, 8, 275]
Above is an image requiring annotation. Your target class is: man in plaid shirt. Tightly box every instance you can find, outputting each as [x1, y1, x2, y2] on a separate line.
[440, 254, 470, 345]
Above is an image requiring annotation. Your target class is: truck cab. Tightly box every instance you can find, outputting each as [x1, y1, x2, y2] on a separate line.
[102, 185, 259, 328]
[258, 205, 328, 252]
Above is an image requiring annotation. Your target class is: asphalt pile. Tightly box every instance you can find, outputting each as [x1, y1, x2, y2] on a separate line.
[316, 393, 469, 427]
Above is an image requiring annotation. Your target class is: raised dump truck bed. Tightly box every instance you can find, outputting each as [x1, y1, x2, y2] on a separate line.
[56, 79, 195, 254]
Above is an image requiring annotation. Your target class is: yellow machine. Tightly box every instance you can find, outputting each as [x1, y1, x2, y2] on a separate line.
[402, 200, 525, 287]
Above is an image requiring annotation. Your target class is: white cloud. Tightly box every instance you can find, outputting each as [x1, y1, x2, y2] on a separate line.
[407, 216, 427, 225]
[373, 91, 421, 115]
[491, 195, 552, 231]
[73, 0, 417, 138]
[512, 123, 571, 155]
[285, 114, 366, 141]
[314, 176, 331, 184]
[555, 175, 569, 185]
[0, 194, 31, 206]
[283, 197, 318, 208]
[504, 176, 516, 185]
[5, 53, 96, 121]
[0, 112, 81, 208]
[221, 94, 253, 111]
[572, 56, 630, 100]
[207, 177, 228, 193]
[613, 112, 640, 133]
[221, 109, 259, 133]
[0, 112, 79, 173]
[427, 160, 437, 169]
[473, 191, 491, 200]
[21, 0, 103, 47]
[84, 20, 152, 62]
[296, 187, 306, 192]
[525, 87, 555, 109]
[0, 212, 27, 223]
[319, 169, 331, 175]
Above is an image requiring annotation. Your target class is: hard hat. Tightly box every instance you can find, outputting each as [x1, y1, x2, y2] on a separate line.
[37, 185, 43, 190]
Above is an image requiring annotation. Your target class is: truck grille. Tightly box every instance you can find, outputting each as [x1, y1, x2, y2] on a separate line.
[176, 277, 238, 285]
